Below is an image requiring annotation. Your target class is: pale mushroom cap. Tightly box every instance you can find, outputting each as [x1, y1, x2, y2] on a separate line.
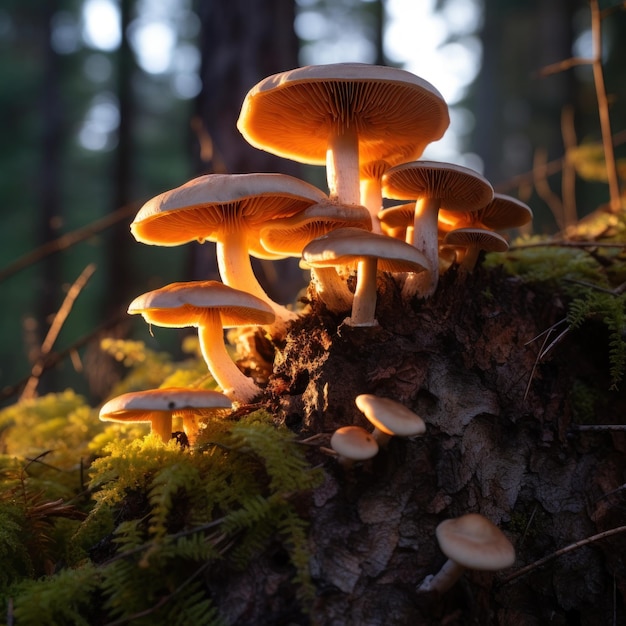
[330, 425, 379, 461]
[99, 388, 233, 422]
[439, 193, 533, 232]
[237, 63, 449, 167]
[436, 513, 516, 571]
[355, 394, 426, 437]
[378, 203, 416, 230]
[443, 227, 509, 253]
[382, 161, 494, 212]
[127, 281, 276, 328]
[131, 173, 327, 250]
[478, 193, 534, 230]
[259, 200, 372, 257]
[302, 227, 431, 274]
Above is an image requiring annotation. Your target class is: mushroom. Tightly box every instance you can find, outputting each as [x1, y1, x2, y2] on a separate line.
[130, 173, 327, 328]
[237, 63, 449, 230]
[329, 425, 379, 468]
[302, 227, 430, 327]
[127, 281, 275, 403]
[99, 387, 232, 444]
[439, 192, 534, 233]
[382, 161, 494, 297]
[443, 227, 509, 272]
[418, 513, 516, 595]
[259, 199, 372, 313]
[355, 394, 426, 446]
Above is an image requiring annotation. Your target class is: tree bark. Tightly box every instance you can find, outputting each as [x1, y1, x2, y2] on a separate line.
[211, 266, 626, 625]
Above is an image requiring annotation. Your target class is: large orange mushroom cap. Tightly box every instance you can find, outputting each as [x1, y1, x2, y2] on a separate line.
[237, 63, 449, 168]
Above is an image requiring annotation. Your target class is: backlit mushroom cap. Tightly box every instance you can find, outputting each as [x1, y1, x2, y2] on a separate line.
[259, 199, 372, 257]
[131, 173, 327, 325]
[382, 161, 493, 211]
[237, 63, 449, 217]
[378, 203, 417, 242]
[330, 425, 379, 466]
[355, 394, 426, 445]
[99, 387, 232, 444]
[131, 173, 326, 248]
[237, 63, 449, 169]
[128, 281, 276, 328]
[303, 227, 430, 326]
[436, 513, 516, 571]
[443, 227, 509, 271]
[128, 281, 275, 403]
[439, 193, 533, 232]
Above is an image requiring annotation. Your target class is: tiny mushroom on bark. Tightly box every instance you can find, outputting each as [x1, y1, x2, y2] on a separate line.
[443, 227, 509, 272]
[127, 281, 275, 404]
[302, 227, 430, 327]
[99, 387, 233, 445]
[130, 173, 327, 328]
[355, 394, 426, 446]
[419, 513, 516, 595]
[330, 425, 379, 468]
[382, 161, 494, 297]
[237, 63, 449, 230]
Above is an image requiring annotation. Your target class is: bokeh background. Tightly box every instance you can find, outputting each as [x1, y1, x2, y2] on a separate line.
[1, 0, 625, 403]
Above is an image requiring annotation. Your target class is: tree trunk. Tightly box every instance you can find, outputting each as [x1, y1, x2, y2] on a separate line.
[191, 0, 306, 304]
[210, 266, 626, 625]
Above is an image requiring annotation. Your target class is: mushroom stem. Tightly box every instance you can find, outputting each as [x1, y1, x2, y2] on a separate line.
[326, 126, 360, 205]
[403, 196, 441, 299]
[197, 310, 262, 403]
[458, 245, 481, 272]
[216, 231, 297, 324]
[370, 427, 393, 447]
[418, 558, 464, 594]
[310, 266, 354, 314]
[151, 415, 174, 444]
[359, 177, 383, 234]
[349, 257, 378, 326]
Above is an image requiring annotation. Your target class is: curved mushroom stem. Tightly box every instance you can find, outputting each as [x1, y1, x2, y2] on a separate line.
[418, 559, 465, 595]
[197, 310, 262, 403]
[310, 266, 354, 314]
[216, 231, 298, 327]
[326, 126, 360, 206]
[403, 196, 441, 299]
[348, 257, 379, 327]
[151, 415, 173, 444]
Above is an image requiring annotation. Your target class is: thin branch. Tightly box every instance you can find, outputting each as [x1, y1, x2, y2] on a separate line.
[0, 202, 138, 283]
[589, 0, 622, 212]
[501, 525, 626, 584]
[20, 264, 97, 401]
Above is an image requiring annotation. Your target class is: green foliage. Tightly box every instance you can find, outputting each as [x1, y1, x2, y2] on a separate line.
[487, 234, 626, 389]
[1, 387, 321, 624]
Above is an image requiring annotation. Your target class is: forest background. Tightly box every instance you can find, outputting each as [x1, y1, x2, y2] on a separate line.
[1, 0, 625, 405]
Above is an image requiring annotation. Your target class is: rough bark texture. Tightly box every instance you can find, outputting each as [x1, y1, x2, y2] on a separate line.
[214, 265, 626, 625]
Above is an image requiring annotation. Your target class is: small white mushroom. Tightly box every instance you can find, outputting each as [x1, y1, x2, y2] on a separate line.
[355, 394, 426, 446]
[329, 425, 379, 468]
[419, 513, 516, 595]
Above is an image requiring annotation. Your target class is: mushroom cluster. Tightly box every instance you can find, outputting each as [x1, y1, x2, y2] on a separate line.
[98, 64, 521, 592]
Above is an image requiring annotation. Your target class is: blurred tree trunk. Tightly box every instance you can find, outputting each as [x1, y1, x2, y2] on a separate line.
[191, 0, 305, 303]
[36, 2, 64, 392]
[473, 0, 578, 230]
[109, 0, 136, 312]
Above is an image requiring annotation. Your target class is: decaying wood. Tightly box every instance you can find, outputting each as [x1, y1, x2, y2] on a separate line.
[214, 265, 626, 625]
